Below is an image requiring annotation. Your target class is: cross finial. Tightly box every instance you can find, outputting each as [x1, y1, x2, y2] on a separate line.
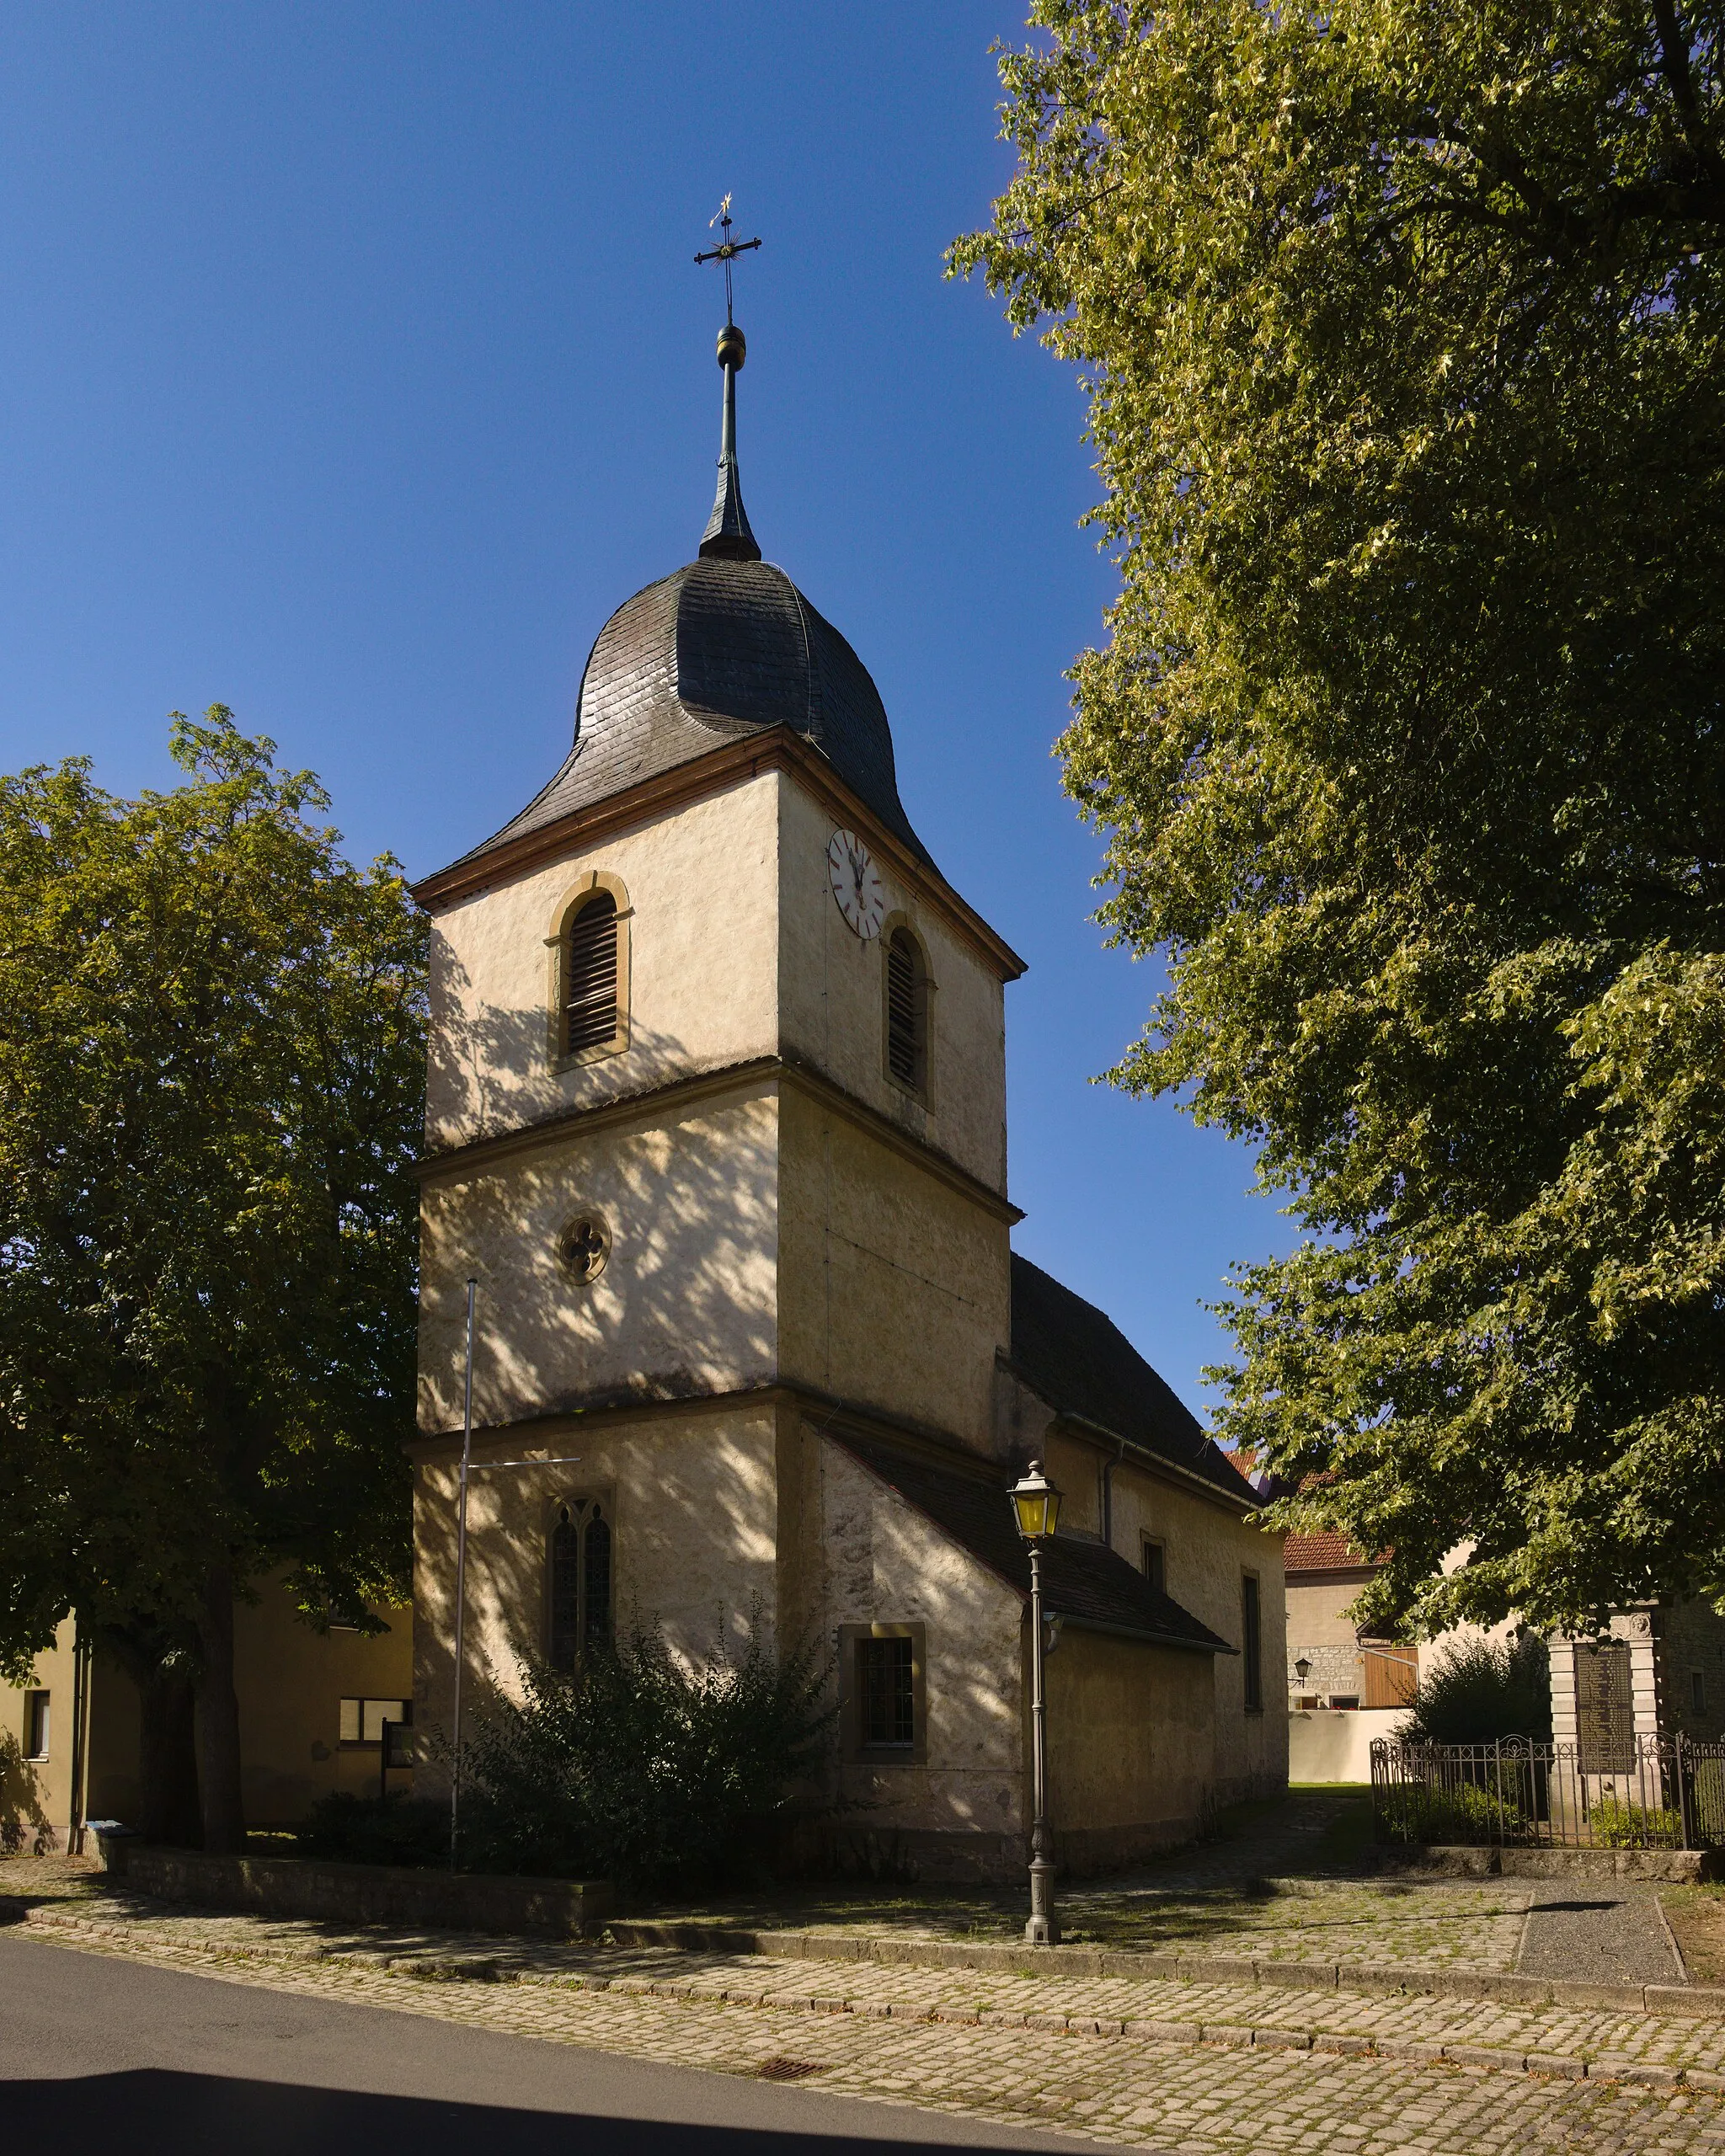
[693, 195, 761, 328]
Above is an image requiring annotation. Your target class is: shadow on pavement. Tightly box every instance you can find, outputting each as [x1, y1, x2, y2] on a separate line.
[8, 2068, 1039, 2156]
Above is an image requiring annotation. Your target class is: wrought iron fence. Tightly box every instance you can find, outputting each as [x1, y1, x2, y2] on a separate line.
[1370, 1735, 1725, 1850]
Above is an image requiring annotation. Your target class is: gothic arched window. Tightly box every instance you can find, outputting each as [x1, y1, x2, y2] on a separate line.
[548, 1506, 581, 1673]
[563, 891, 619, 1056]
[884, 926, 928, 1096]
[584, 1506, 611, 1655]
[547, 1497, 614, 1673]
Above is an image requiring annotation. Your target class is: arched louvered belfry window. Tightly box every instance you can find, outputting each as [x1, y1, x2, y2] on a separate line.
[563, 891, 618, 1056]
[885, 926, 927, 1095]
[548, 1506, 581, 1673]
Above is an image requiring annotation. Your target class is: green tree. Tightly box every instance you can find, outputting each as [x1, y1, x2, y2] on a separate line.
[954, 2, 1725, 1634]
[0, 711, 425, 1847]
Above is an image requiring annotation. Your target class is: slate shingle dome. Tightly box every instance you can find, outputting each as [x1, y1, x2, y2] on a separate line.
[457, 550, 932, 873]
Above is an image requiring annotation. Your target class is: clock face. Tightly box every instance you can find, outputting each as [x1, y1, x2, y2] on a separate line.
[827, 828, 886, 940]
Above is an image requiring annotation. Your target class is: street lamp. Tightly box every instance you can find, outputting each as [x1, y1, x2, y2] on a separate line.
[1009, 1460, 1062, 1946]
[1295, 1657, 1312, 1684]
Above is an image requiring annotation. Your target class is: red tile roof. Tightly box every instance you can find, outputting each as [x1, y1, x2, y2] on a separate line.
[1283, 1530, 1382, 1573]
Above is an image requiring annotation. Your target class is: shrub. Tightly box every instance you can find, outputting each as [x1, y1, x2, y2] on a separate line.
[454, 1617, 832, 1892]
[1377, 1776, 1522, 1845]
[1589, 1796, 1682, 1849]
[1397, 1633, 1552, 1745]
[296, 1790, 449, 1869]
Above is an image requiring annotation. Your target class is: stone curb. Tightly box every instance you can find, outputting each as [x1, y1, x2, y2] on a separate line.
[19, 1907, 1725, 2093]
[605, 1919, 1725, 2020]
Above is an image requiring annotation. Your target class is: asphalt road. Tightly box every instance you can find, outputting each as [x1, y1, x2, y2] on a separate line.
[0, 1933, 1097, 2156]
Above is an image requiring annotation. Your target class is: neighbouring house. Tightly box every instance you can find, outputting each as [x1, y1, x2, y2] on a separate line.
[406, 323, 1287, 1881]
[1285, 1534, 1725, 1786]
[0, 1581, 412, 1854]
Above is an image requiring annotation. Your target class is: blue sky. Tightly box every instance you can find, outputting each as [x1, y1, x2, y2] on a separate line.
[0, 2, 1297, 1417]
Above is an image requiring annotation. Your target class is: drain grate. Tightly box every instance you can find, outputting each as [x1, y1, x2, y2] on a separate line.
[756, 2056, 823, 2083]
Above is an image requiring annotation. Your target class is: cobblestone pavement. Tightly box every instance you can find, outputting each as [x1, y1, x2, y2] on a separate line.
[10, 1908, 1725, 2156]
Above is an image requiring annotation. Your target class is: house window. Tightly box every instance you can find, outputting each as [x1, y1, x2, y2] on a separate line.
[1694, 1669, 1708, 1716]
[884, 927, 928, 1095]
[339, 1697, 410, 1747]
[1242, 1574, 1263, 1712]
[549, 1498, 613, 1672]
[840, 1622, 926, 1763]
[563, 892, 619, 1056]
[1141, 1539, 1167, 1595]
[24, 1691, 49, 1760]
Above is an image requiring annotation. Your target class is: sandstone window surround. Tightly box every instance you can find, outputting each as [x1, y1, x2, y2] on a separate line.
[879, 913, 933, 1107]
[840, 1621, 927, 1766]
[547, 1496, 613, 1673]
[1141, 1537, 1167, 1595]
[545, 869, 633, 1071]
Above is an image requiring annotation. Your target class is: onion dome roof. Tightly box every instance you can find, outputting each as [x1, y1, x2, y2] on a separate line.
[446, 320, 931, 875]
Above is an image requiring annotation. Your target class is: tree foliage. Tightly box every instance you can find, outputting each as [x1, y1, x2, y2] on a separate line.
[0, 712, 425, 1841]
[954, 1, 1725, 1632]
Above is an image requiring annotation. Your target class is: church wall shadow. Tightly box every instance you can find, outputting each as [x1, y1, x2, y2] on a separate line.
[6, 2068, 1062, 2156]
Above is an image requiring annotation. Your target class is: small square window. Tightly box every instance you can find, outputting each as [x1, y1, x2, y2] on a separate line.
[1141, 1539, 1167, 1595]
[1328, 1694, 1360, 1711]
[24, 1691, 49, 1761]
[841, 1624, 926, 1764]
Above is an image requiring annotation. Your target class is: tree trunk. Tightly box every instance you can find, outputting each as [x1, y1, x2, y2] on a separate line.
[194, 1566, 246, 1854]
[102, 1625, 201, 1846]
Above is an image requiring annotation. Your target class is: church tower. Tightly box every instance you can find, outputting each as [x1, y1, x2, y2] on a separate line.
[409, 268, 1278, 1879]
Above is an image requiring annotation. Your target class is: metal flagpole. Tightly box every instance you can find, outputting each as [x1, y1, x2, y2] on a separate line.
[450, 1278, 477, 1870]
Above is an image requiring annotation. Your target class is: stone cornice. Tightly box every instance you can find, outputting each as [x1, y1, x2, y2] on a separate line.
[409, 728, 1028, 984]
[413, 1051, 1023, 1225]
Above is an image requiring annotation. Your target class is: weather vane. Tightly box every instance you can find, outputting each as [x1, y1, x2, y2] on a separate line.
[694, 195, 761, 326]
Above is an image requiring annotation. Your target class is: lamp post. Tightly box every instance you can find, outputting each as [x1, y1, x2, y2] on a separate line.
[1009, 1460, 1063, 1947]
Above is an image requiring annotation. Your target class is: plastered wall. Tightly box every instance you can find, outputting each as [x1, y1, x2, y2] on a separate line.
[777, 1085, 1010, 1449]
[0, 1620, 76, 1851]
[777, 779, 1008, 1198]
[1100, 1456, 1288, 1803]
[1046, 1630, 1219, 1865]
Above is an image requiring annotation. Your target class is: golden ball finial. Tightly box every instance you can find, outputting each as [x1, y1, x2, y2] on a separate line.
[716, 323, 746, 371]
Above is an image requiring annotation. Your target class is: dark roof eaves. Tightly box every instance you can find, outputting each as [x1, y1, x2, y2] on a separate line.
[1005, 1383, 1268, 1514]
[1058, 1611, 1237, 1656]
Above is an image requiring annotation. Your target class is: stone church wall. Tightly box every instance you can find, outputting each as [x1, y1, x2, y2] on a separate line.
[418, 1084, 780, 1432]
[411, 1399, 785, 1792]
[425, 772, 783, 1153]
[814, 1433, 1026, 1881]
[1046, 1630, 1220, 1871]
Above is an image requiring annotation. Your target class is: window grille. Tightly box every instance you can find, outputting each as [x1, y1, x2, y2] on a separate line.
[1242, 1575, 1263, 1711]
[563, 893, 618, 1055]
[857, 1636, 915, 1748]
[886, 928, 922, 1090]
